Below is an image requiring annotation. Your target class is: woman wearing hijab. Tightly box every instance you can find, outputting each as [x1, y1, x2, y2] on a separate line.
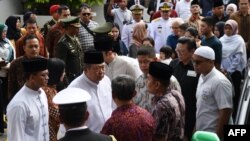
[0, 23, 15, 135]
[220, 19, 247, 118]
[5, 16, 22, 50]
[129, 22, 148, 58]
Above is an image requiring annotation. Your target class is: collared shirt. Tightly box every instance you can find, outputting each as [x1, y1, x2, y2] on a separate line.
[7, 85, 49, 141]
[68, 73, 115, 133]
[111, 8, 133, 31]
[105, 55, 142, 80]
[122, 20, 144, 48]
[101, 104, 155, 141]
[78, 20, 99, 52]
[149, 17, 173, 53]
[170, 59, 199, 138]
[134, 74, 182, 112]
[151, 89, 185, 140]
[68, 126, 88, 131]
[196, 67, 233, 132]
[175, 0, 192, 21]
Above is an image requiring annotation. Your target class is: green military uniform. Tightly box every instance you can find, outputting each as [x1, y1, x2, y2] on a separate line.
[55, 17, 83, 83]
[41, 19, 57, 38]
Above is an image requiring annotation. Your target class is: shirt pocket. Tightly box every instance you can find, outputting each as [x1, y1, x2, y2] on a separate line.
[201, 86, 214, 105]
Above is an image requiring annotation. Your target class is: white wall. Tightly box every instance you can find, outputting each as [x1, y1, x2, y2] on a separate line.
[0, 0, 23, 23]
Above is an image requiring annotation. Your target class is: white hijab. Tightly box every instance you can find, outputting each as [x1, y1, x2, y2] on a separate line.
[220, 19, 247, 68]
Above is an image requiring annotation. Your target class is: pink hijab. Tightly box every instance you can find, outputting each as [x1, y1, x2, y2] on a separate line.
[225, 19, 238, 35]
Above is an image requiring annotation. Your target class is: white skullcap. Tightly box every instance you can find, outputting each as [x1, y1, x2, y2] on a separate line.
[194, 46, 215, 60]
[53, 88, 91, 105]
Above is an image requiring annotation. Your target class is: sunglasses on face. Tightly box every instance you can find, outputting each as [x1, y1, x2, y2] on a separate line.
[82, 13, 91, 16]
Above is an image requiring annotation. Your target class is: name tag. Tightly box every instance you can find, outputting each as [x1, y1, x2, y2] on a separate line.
[187, 70, 197, 77]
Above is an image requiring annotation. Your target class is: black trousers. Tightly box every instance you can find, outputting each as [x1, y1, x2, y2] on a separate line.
[231, 71, 242, 119]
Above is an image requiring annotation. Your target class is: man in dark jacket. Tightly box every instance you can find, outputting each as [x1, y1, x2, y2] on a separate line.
[53, 87, 115, 141]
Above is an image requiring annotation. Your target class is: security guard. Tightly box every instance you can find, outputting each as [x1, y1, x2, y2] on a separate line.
[55, 17, 83, 83]
[121, 4, 145, 49]
[53, 88, 116, 141]
[149, 2, 173, 53]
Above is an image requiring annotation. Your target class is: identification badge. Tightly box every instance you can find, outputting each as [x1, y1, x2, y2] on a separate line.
[187, 70, 197, 77]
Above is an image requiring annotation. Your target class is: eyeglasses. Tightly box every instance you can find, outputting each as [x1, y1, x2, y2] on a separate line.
[192, 59, 208, 65]
[82, 13, 91, 16]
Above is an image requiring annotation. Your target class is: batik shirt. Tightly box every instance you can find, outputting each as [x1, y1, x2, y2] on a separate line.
[101, 104, 155, 141]
[151, 89, 185, 141]
[134, 74, 182, 112]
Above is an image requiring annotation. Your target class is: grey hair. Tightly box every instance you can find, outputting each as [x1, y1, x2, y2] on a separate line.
[111, 74, 135, 100]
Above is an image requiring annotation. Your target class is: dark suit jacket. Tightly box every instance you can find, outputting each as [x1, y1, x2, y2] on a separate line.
[59, 128, 113, 141]
[127, 0, 145, 9]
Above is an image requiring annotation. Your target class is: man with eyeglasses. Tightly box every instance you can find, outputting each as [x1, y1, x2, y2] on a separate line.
[192, 46, 233, 140]
[170, 37, 199, 141]
[149, 2, 173, 53]
[78, 5, 99, 53]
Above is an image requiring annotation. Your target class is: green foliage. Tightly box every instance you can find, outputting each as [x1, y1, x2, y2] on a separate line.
[23, 0, 103, 15]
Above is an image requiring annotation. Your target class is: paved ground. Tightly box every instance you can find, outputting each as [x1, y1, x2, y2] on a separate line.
[0, 129, 7, 141]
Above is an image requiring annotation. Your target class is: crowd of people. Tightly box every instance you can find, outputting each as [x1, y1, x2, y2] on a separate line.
[0, 0, 249, 141]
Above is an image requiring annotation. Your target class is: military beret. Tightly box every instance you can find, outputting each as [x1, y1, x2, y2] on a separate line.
[149, 62, 173, 81]
[213, 0, 224, 8]
[84, 50, 104, 64]
[22, 57, 48, 73]
[61, 16, 81, 28]
[159, 2, 173, 11]
[130, 4, 144, 14]
[50, 5, 60, 15]
[53, 88, 91, 105]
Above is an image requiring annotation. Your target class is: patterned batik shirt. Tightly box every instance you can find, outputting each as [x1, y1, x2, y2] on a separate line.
[134, 74, 182, 113]
[151, 89, 185, 141]
[101, 104, 155, 141]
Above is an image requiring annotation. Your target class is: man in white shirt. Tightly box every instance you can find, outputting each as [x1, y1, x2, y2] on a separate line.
[92, 23, 142, 80]
[122, 4, 145, 49]
[68, 50, 114, 133]
[149, 2, 173, 53]
[193, 46, 233, 139]
[108, 0, 133, 31]
[7, 57, 49, 141]
[175, 0, 192, 21]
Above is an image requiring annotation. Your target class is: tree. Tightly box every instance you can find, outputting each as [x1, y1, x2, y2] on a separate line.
[22, 0, 103, 15]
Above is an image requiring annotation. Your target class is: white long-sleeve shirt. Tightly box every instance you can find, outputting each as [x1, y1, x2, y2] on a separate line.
[7, 85, 49, 141]
[69, 73, 115, 133]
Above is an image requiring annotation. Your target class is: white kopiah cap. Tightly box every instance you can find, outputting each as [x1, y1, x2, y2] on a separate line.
[53, 88, 91, 105]
[194, 46, 215, 60]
